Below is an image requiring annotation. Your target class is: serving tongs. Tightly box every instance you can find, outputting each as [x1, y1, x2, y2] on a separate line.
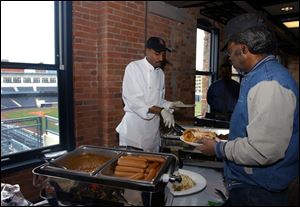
[172, 123, 186, 136]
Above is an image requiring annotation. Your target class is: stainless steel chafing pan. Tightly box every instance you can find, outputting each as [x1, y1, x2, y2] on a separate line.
[97, 150, 180, 191]
[32, 145, 180, 206]
[43, 145, 121, 175]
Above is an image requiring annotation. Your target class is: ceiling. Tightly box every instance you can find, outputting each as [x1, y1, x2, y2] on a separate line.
[164, 1, 299, 55]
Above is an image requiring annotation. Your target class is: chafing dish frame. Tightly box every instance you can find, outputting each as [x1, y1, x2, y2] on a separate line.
[33, 145, 178, 192]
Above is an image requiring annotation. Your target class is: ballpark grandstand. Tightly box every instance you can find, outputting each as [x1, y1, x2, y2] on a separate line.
[1, 69, 59, 156]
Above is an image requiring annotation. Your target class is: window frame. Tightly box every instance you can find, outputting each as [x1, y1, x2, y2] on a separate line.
[1, 1, 74, 173]
[195, 19, 219, 119]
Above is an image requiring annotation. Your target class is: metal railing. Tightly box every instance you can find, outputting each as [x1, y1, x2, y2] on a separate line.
[1, 116, 58, 156]
[45, 115, 59, 135]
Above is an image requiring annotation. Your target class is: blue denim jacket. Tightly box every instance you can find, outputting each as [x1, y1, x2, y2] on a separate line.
[216, 55, 299, 191]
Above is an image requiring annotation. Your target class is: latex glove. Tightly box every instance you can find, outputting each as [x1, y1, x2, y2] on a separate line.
[169, 101, 184, 109]
[160, 108, 175, 128]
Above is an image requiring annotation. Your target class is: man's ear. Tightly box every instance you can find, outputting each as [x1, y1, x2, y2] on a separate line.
[145, 48, 150, 56]
[241, 45, 248, 54]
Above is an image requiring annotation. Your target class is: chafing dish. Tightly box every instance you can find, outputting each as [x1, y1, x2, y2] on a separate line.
[32, 145, 179, 206]
[45, 145, 119, 174]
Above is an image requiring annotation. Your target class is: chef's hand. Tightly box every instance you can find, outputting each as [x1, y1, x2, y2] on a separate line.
[160, 108, 175, 128]
[195, 138, 217, 156]
[169, 101, 184, 109]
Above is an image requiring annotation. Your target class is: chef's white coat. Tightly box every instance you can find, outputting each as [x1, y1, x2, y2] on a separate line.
[116, 57, 172, 152]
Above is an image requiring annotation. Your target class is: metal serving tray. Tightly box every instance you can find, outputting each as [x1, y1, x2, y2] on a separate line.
[33, 146, 178, 192]
[41, 145, 121, 176]
[97, 150, 177, 191]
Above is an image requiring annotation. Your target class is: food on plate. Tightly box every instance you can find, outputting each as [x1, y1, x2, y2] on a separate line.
[182, 128, 217, 143]
[172, 173, 196, 191]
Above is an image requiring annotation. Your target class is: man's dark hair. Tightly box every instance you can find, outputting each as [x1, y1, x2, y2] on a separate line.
[229, 25, 278, 55]
[219, 63, 232, 81]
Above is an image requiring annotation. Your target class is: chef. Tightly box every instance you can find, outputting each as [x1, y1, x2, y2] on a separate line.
[116, 37, 183, 152]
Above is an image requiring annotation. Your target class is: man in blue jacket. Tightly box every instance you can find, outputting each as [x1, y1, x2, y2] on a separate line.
[197, 13, 299, 206]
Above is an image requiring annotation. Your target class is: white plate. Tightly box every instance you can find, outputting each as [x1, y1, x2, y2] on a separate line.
[180, 135, 227, 147]
[180, 136, 202, 147]
[167, 169, 207, 196]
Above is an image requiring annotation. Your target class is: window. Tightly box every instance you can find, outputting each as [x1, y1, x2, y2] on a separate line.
[231, 66, 242, 83]
[195, 19, 219, 118]
[13, 77, 21, 83]
[49, 77, 56, 83]
[23, 77, 32, 83]
[1, 1, 74, 172]
[33, 78, 40, 83]
[3, 77, 12, 83]
[42, 77, 49, 83]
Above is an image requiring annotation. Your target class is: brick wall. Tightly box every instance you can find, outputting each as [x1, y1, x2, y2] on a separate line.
[72, 2, 218, 147]
[72, 1, 100, 146]
[147, 9, 197, 123]
[73, 1, 145, 147]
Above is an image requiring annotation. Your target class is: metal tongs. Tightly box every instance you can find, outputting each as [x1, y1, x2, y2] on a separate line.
[172, 123, 186, 136]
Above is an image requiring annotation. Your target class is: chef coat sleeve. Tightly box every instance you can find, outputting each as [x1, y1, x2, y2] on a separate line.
[122, 63, 156, 120]
[160, 87, 173, 111]
[220, 81, 297, 165]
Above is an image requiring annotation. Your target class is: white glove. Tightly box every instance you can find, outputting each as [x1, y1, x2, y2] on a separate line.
[160, 108, 175, 128]
[170, 101, 184, 109]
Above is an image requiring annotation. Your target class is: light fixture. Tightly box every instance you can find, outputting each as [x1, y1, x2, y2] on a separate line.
[283, 20, 299, 28]
[281, 6, 294, 12]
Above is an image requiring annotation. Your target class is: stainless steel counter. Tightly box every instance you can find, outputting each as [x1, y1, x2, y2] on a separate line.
[165, 164, 227, 206]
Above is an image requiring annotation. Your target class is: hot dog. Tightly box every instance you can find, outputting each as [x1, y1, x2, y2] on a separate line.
[155, 163, 162, 171]
[117, 158, 148, 169]
[114, 170, 136, 177]
[138, 155, 166, 163]
[119, 155, 148, 162]
[115, 165, 145, 173]
[145, 167, 157, 181]
[149, 162, 160, 169]
[146, 161, 162, 173]
[145, 166, 150, 173]
[129, 172, 145, 180]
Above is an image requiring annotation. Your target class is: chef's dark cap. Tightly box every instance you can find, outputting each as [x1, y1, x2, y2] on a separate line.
[146, 37, 171, 52]
[221, 13, 266, 51]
